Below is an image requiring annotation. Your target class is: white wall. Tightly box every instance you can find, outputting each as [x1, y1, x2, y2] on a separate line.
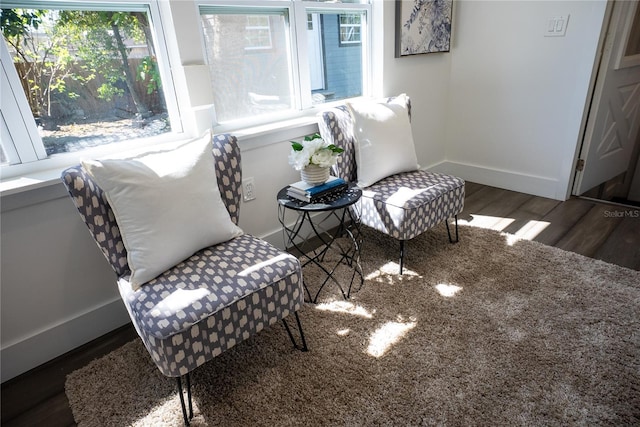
[1, 186, 131, 382]
[378, 0, 452, 166]
[439, 0, 607, 200]
[0, 0, 607, 382]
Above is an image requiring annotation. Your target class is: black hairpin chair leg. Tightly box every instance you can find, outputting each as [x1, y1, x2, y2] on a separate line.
[176, 374, 193, 426]
[282, 312, 308, 352]
[445, 215, 459, 244]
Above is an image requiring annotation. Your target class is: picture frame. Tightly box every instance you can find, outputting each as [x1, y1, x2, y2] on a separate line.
[395, 0, 453, 57]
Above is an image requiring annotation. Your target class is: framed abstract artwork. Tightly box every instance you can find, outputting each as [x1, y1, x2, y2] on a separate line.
[395, 0, 453, 57]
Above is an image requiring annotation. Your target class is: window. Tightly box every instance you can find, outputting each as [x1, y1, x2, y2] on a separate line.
[339, 13, 362, 45]
[200, 8, 292, 124]
[245, 15, 272, 50]
[199, 1, 370, 126]
[0, 2, 179, 167]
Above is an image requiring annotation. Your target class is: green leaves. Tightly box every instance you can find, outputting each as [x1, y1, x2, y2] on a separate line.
[291, 133, 343, 153]
[327, 144, 344, 154]
[303, 133, 322, 142]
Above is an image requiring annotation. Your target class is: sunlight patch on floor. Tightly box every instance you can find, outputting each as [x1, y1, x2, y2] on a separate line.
[460, 215, 550, 245]
[315, 300, 374, 318]
[459, 214, 515, 231]
[435, 283, 462, 297]
[507, 220, 551, 245]
[367, 319, 416, 358]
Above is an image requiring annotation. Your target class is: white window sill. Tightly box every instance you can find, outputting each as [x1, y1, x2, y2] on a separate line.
[0, 112, 325, 205]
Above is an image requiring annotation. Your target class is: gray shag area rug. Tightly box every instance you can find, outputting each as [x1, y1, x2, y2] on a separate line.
[65, 224, 640, 426]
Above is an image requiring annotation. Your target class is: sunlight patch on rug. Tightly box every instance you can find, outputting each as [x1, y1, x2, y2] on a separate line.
[435, 283, 462, 297]
[131, 397, 202, 427]
[365, 261, 418, 280]
[315, 300, 374, 318]
[367, 319, 416, 358]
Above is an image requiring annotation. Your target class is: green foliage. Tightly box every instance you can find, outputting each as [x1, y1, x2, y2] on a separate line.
[1, 8, 157, 118]
[291, 133, 344, 154]
[2, 9, 76, 117]
[97, 83, 124, 102]
[136, 56, 161, 94]
[0, 9, 45, 37]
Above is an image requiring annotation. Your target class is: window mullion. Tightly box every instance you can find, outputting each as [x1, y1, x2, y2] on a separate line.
[292, 1, 312, 110]
[148, 1, 183, 133]
[0, 38, 46, 164]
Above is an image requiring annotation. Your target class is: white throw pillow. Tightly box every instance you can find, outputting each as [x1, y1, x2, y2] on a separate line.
[347, 94, 419, 187]
[81, 131, 243, 290]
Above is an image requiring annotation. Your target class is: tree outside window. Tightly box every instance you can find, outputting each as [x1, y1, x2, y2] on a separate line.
[1, 7, 171, 156]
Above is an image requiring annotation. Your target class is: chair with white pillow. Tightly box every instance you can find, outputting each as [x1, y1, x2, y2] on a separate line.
[61, 132, 307, 426]
[318, 94, 465, 274]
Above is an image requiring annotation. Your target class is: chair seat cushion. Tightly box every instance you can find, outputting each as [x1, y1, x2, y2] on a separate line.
[118, 234, 301, 340]
[359, 170, 465, 241]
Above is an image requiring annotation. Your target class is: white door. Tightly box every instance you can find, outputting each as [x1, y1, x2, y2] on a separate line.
[307, 13, 325, 91]
[573, 0, 640, 195]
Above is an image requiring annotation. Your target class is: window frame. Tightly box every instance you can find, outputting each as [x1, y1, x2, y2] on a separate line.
[0, 0, 373, 184]
[244, 15, 273, 51]
[198, 0, 371, 129]
[0, 0, 183, 179]
[338, 12, 362, 46]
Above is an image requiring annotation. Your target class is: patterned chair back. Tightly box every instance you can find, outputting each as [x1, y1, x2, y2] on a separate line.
[60, 133, 242, 278]
[318, 96, 412, 184]
[318, 105, 358, 183]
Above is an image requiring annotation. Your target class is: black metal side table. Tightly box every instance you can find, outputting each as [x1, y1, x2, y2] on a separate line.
[277, 185, 364, 303]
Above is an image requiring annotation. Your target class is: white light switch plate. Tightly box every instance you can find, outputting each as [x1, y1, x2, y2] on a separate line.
[544, 15, 569, 37]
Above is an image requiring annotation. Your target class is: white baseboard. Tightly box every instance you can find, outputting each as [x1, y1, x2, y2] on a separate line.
[1, 298, 130, 383]
[428, 161, 564, 201]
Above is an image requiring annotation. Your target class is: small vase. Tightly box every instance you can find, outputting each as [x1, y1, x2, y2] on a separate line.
[301, 164, 330, 186]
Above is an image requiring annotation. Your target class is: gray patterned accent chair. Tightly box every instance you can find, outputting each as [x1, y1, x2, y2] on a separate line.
[61, 133, 306, 426]
[318, 97, 465, 274]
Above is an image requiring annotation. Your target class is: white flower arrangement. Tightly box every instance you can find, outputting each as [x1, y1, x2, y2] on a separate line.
[288, 133, 344, 171]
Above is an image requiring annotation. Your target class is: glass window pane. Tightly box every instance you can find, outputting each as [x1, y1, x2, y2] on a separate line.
[1, 8, 172, 156]
[308, 11, 364, 105]
[200, 11, 293, 124]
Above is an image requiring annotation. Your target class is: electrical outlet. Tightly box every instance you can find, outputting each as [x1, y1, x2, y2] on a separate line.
[242, 177, 256, 201]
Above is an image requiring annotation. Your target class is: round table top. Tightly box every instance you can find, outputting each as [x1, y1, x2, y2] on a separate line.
[277, 183, 362, 212]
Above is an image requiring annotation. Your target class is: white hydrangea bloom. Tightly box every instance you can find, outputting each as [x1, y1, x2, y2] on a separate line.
[311, 149, 335, 167]
[288, 136, 341, 171]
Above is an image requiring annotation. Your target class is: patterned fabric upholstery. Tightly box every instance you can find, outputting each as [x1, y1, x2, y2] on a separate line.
[318, 98, 465, 245]
[60, 133, 243, 276]
[119, 234, 302, 377]
[361, 171, 465, 241]
[61, 133, 304, 379]
[61, 164, 129, 277]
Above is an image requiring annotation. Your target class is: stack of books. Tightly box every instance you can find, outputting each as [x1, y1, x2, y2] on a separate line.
[287, 176, 348, 202]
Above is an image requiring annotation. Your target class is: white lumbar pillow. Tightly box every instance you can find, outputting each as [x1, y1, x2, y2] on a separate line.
[347, 94, 419, 187]
[81, 130, 243, 290]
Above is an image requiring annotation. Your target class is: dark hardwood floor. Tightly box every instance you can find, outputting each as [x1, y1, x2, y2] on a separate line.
[2, 182, 639, 427]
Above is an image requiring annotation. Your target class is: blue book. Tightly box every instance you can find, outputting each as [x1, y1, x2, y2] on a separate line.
[289, 176, 346, 196]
